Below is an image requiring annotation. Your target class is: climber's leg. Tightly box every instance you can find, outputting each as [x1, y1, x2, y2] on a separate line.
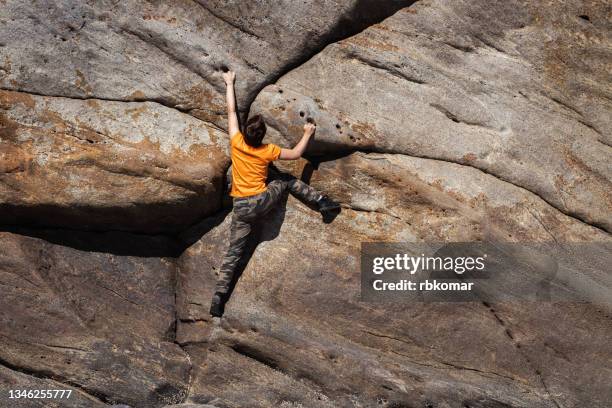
[211, 208, 253, 317]
[215, 215, 251, 295]
[286, 178, 324, 204]
[287, 176, 340, 212]
[264, 170, 340, 213]
[261, 170, 322, 210]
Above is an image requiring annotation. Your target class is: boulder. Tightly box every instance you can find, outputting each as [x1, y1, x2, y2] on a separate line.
[176, 152, 610, 407]
[0, 90, 228, 232]
[251, 0, 612, 232]
[0, 230, 191, 407]
[1, 0, 611, 407]
[0, 0, 414, 231]
[0, 0, 414, 126]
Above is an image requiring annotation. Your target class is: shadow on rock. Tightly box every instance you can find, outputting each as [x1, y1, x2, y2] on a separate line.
[0, 225, 184, 257]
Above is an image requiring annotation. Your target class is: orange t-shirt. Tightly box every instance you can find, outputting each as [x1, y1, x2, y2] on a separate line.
[230, 131, 281, 198]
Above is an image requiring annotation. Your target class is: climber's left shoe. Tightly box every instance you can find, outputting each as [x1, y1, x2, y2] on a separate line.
[317, 195, 340, 213]
[209, 292, 227, 318]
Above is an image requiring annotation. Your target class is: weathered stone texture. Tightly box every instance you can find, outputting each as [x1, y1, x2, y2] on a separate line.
[0, 231, 190, 407]
[252, 0, 612, 231]
[1, 0, 611, 407]
[0, 90, 228, 232]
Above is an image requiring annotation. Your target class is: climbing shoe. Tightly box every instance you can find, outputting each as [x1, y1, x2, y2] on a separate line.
[317, 195, 340, 213]
[209, 292, 226, 318]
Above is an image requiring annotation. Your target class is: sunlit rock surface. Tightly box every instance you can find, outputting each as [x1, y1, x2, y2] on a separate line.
[252, 0, 611, 231]
[1, 0, 610, 407]
[0, 90, 228, 232]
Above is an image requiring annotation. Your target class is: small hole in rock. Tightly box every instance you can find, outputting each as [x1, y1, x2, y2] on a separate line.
[579, 15, 590, 21]
[278, 89, 283, 94]
[336, 124, 341, 129]
[220, 65, 229, 72]
[299, 111, 305, 117]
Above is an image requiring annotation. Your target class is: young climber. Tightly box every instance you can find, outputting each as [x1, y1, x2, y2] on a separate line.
[209, 70, 340, 317]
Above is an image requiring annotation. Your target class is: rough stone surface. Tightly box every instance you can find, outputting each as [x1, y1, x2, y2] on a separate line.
[1, 0, 611, 407]
[251, 0, 612, 232]
[176, 153, 611, 407]
[0, 89, 228, 232]
[0, 231, 191, 407]
[0, 365, 107, 407]
[0, 0, 413, 231]
[0, 0, 413, 126]
[164, 403, 226, 408]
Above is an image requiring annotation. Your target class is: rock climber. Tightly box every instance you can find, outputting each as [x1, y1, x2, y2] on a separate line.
[210, 70, 340, 317]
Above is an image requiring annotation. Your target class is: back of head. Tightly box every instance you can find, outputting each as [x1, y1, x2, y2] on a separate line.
[244, 115, 266, 147]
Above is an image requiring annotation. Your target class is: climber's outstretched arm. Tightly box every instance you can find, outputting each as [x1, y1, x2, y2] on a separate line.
[222, 70, 239, 137]
[280, 123, 316, 160]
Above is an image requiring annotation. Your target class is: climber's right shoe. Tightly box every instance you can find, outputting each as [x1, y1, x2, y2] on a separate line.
[317, 195, 340, 213]
[209, 292, 226, 318]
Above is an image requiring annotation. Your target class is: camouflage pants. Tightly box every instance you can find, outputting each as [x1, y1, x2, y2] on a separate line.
[215, 171, 322, 294]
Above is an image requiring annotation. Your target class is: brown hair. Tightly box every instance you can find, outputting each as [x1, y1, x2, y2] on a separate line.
[244, 115, 267, 147]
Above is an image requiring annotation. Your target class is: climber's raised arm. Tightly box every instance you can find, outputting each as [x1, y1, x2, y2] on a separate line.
[222, 70, 239, 137]
[279, 123, 316, 160]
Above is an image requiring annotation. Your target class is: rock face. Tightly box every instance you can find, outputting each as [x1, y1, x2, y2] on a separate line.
[251, 0, 612, 232]
[0, 230, 190, 407]
[0, 90, 228, 232]
[0, 365, 107, 408]
[1, 1, 611, 408]
[0, 0, 414, 126]
[0, 0, 413, 231]
[176, 155, 610, 407]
